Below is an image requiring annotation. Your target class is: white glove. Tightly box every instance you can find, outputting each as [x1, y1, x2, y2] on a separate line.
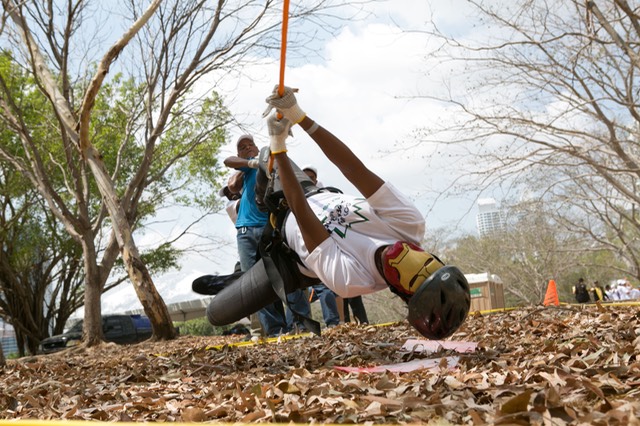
[263, 85, 306, 124]
[267, 113, 291, 154]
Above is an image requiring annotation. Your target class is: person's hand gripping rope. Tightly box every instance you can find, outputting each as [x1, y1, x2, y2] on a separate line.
[267, 113, 292, 154]
[263, 85, 306, 124]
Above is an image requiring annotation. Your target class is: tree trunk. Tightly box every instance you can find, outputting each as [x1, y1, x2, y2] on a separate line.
[0, 344, 5, 367]
[83, 145, 176, 340]
[122, 248, 177, 338]
[82, 238, 104, 347]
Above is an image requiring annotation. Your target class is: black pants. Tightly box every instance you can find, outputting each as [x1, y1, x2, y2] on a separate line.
[343, 296, 369, 324]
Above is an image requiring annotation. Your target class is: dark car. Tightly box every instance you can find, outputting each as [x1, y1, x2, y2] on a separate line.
[40, 314, 153, 354]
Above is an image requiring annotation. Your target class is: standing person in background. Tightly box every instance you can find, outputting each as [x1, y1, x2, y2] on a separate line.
[343, 296, 369, 324]
[572, 278, 591, 304]
[590, 280, 607, 302]
[617, 279, 632, 301]
[219, 134, 312, 336]
[223, 134, 266, 275]
[301, 165, 321, 187]
[605, 284, 619, 301]
[224, 137, 273, 337]
[629, 283, 640, 300]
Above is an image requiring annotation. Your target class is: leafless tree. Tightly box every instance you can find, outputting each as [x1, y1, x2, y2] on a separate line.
[515, 161, 640, 279]
[362, 291, 406, 324]
[0, 0, 361, 346]
[410, 0, 640, 280]
[443, 198, 581, 305]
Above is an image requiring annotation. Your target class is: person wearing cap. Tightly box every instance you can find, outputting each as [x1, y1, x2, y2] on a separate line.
[301, 165, 322, 188]
[223, 134, 312, 337]
[223, 134, 266, 273]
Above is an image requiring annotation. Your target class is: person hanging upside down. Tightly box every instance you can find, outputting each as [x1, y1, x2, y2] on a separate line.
[194, 86, 471, 340]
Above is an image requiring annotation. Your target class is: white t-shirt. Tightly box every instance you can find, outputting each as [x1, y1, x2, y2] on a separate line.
[225, 199, 239, 224]
[284, 182, 425, 297]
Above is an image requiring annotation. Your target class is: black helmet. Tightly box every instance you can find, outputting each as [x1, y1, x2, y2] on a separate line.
[407, 265, 471, 340]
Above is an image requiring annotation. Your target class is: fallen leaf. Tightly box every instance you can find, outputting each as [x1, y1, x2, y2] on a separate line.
[499, 389, 533, 415]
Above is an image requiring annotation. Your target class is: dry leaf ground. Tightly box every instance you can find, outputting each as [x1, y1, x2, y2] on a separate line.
[1, 304, 640, 425]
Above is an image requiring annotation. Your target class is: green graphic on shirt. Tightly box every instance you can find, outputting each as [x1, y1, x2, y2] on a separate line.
[319, 197, 369, 239]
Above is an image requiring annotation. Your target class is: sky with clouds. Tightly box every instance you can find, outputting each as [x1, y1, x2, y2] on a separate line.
[100, 0, 489, 314]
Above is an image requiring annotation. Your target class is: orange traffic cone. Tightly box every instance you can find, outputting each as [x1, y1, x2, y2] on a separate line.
[543, 279, 560, 306]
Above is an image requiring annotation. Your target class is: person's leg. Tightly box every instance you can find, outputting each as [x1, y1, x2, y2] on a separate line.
[349, 296, 369, 324]
[243, 225, 292, 336]
[314, 284, 340, 327]
[239, 225, 290, 336]
[205, 259, 279, 327]
[335, 296, 345, 323]
[236, 227, 260, 272]
[204, 254, 317, 330]
[308, 286, 319, 303]
[285, 289, 312, 333]
[343, 298, 351, 323]
[236, 227, 263, 336]
[248, 313, 262, 337]
[258, 301, 288, 336]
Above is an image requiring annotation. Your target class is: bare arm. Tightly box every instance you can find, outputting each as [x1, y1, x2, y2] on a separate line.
[298, 116, 385, 198]
[227, 171, 244, 194]
[224, 156, 254, 169]
[273, 152, 329, 252]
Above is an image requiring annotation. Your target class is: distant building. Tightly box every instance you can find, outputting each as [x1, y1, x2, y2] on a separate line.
[477, 198, 505, 237]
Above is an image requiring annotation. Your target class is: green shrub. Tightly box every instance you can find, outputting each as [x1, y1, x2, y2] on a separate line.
[174, 317, 229, 336]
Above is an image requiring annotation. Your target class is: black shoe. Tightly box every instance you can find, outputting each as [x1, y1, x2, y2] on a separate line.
[192, 275, 223, 295]
[192, 271, 243, 295]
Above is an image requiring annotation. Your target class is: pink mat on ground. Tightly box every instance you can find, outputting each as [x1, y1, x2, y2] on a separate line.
[334, 340, 477, 373]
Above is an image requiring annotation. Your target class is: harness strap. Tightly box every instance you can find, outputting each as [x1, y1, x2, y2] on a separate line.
[255, 146, 344, 336]
[259, 220, 321, 336]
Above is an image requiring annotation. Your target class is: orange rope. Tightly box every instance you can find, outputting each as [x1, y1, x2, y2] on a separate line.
[278, 0, 290, 97]
[269, 0, 290, 172]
